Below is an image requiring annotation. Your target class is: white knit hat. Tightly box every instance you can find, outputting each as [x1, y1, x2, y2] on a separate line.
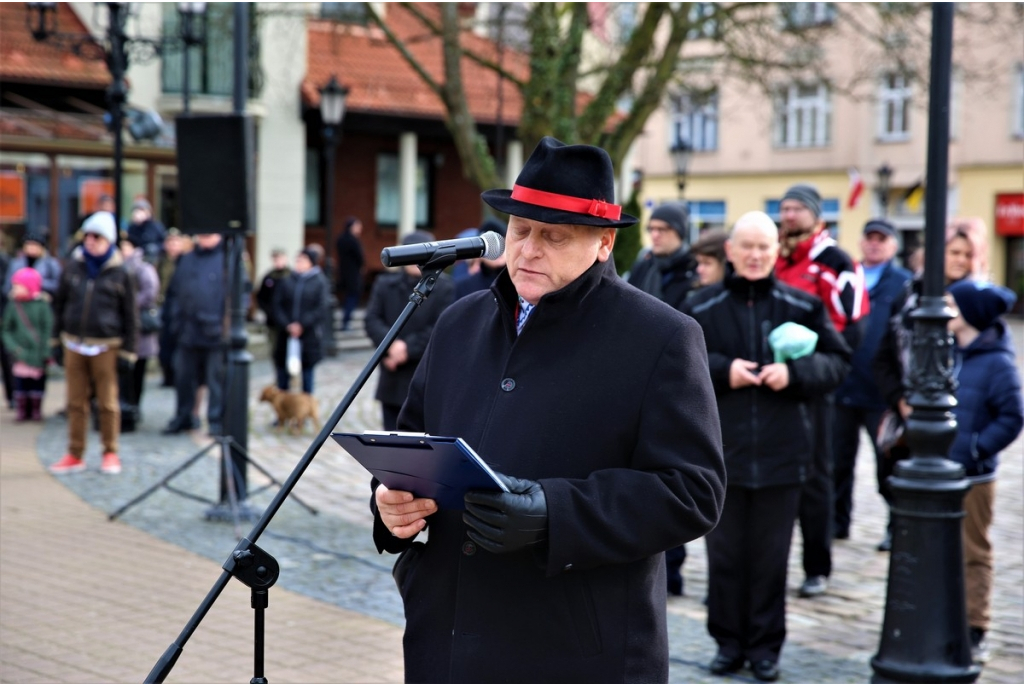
[81, 211, 117, 243]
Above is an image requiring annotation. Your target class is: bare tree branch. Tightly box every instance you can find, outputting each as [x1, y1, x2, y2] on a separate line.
[400, 1, 526, 89]
[364, 3, 442, 96]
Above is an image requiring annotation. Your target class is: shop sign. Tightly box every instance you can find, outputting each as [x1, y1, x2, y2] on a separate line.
[0, 172, 26, 223]
[79, 177, 115, 216]
[995, 193, 1024, 237]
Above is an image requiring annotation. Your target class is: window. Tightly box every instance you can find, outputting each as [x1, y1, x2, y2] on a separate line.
[686, 200, 727, 236]
[878, 73, 912, 142]
[775, 83, 831, 148]
[161, 4, 261, 98]
[767, 198, 841, 236]
[671, 91, 718, 152]
[1014, 63, 1024, 138]
[304, 148, 321, 225]
[779, 2, 836, 29]
[375, 154, 431, 227]
[687, 3, 718, 39]
[321, 2, 368, 24]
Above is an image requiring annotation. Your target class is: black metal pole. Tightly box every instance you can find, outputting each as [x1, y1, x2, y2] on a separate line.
[870, 4, 979, 683]
[323, 126, 339, 356]
[106, 2, 128, 228]
[212, 2, 253, 513]
[144, 263, 453, 683]
[181, 13, 191, 115]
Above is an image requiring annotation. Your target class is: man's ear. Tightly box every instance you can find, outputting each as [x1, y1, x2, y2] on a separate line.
[595, 228, 616, 263]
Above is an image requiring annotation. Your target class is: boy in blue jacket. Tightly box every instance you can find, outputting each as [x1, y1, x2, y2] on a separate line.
[947, 279, 1023, 665]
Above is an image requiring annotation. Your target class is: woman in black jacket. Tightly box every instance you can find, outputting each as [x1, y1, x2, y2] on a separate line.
[272, 248, 331, 393]
[684, 211, 850, 682]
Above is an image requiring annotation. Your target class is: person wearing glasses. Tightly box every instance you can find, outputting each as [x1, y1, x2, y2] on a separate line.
[627, 202, 697, 310]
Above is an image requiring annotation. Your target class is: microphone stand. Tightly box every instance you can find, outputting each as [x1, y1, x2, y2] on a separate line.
[145, 252, 457, 684]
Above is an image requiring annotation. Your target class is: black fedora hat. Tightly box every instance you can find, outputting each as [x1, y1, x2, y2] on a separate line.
[482, 136, 638, 229]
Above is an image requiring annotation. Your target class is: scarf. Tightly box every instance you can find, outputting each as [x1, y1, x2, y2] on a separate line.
[637, 247, 690, 301]
[84, 245, 114, 279]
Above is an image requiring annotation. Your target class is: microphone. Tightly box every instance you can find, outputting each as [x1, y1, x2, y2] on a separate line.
[381, 231, 505, 268]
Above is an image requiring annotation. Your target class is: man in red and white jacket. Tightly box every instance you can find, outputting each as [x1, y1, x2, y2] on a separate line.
[775, 183, 869, 600]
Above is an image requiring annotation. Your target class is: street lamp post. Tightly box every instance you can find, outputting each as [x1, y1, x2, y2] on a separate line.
[319, 75, 349, 357]
[870, 4, 979, 683]
[877, 163, 894, 218]
[670, 140, 694, 243]
[670, 140, 693, 199]
[27, 1, 208, 224]
[176, 2, 207, 114]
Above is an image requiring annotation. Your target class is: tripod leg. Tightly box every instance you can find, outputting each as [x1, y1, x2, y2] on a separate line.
[251, 588, 268, 684]
[224, 437, 318, 515]
[222, 437, 244, 538]
[109, 442, 219, 521]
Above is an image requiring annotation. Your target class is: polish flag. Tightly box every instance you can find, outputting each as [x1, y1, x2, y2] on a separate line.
[847, 167, 864, 209]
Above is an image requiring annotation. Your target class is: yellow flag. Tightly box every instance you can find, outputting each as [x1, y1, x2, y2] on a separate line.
[903, 182, 924, 211]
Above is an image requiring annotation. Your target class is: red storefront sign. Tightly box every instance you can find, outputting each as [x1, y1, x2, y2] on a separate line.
[0, 172, 26, 223]
[79, 177, 115, 216]
[995, 193, 1024, 237]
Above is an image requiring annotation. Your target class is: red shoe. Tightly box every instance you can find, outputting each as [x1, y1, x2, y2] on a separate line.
[100, 452, 122, 475]
[49, 454, 86, 474]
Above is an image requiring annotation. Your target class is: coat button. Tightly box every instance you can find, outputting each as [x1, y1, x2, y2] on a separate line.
[563, 563, 573, 571]
[462, 541, 477, 556]
[500, 378, 516, 392]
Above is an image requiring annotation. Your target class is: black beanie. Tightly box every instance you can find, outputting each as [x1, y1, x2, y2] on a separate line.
[300, 247, 320, 265]
[782, 184, 822, 219]
[650, 202, 689, 240]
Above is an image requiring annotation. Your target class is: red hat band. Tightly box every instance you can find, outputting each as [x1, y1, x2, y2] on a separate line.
[510, 184, 622, 222]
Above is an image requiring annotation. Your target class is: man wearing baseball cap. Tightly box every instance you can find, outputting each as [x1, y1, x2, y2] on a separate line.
[832, 219, 911, 554]
[371, 137, 725, 682]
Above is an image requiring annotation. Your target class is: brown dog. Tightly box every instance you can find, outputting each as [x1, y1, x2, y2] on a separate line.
[259, 385, 321, 435]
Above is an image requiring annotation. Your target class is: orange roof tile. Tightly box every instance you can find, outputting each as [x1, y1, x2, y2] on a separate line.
[0, 2, 109, 88]
[304, 4, 526, 125]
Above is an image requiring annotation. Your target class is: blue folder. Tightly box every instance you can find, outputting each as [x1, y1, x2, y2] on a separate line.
[331, 432, 509, 510]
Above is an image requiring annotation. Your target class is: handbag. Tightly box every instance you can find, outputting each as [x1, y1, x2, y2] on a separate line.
[139, 307, 161, 335]
[286, 337, 302, 376]
[876, 408, 907, 459]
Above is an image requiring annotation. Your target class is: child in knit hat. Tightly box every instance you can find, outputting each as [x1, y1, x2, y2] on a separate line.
[946, 278, 1023, 664]
[1, 267, 54, 421]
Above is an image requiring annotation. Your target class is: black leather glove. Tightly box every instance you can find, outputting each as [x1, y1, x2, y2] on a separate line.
[463, 474, 548, 554]
[50, 344, 63, 367]
[117, 355, 133, 374]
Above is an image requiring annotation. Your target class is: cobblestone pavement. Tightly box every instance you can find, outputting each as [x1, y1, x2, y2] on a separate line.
[31, 324, 1024, 684]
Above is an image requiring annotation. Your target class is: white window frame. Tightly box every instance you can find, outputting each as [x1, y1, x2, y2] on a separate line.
[780, 2, 836, 29]
[375, 154, 430, 227]
[670, 91, 719, 152]
[775, 83, 831, 148]
[877, 73, 912, 142]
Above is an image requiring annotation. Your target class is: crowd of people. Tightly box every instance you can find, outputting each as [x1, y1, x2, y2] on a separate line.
[1, 138, 1020, 684]
[364, 138, 1021, 683]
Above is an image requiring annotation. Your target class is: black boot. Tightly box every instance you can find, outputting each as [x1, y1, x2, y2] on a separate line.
[13, 392, 27, 421]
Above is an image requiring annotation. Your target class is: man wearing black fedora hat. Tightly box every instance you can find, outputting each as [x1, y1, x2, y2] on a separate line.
[370, 137, 726, 682]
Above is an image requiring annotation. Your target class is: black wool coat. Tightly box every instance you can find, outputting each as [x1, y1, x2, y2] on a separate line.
[271, 269, 332, 368]
[363, 270, 453, 407]
[683, 272, 851, 488]
[371, 259, 726, 683]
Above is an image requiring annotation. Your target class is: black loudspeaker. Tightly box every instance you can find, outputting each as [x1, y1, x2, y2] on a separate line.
[175, 114, 255, 235]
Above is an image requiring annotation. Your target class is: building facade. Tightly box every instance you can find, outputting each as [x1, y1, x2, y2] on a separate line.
[633, 2, 1024, 309]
